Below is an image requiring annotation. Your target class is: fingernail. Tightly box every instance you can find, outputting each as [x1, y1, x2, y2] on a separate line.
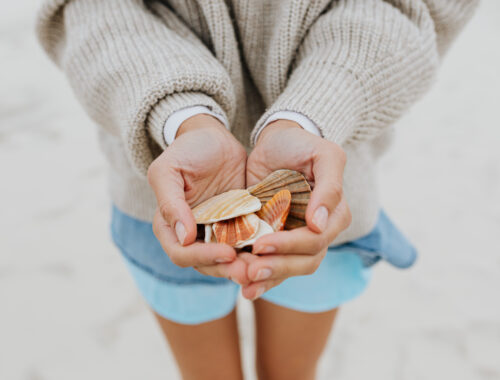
[175, 221, 186, 245]
[254, 245, 276, 254]
[215, 257, 233, 264]
[312, 206, 328, 232]
[254, 268, 272, 281]
[252, 286, 266, 300]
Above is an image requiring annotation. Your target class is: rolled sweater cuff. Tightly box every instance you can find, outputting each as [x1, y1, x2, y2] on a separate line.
[252, 62, 367, 147]
[147, 92, 229, 150]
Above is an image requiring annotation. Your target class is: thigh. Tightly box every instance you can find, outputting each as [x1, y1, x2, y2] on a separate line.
[154, 308, 244, 380]
[253, 299, 338, 380]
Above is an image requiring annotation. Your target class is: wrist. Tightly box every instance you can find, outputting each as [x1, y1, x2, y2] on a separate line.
[177, 113, 227, 138]
[256, 119, 302, 144]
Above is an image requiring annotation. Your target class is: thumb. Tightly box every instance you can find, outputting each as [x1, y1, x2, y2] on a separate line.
[148, 163, 197, 246]
[305, 142, 346, 234]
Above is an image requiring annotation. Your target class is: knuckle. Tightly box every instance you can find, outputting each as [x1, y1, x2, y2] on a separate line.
[305, 260, 319, 275]
[279, 260, 292, 278]
[158, 202, 173, 224]
[307, 253, 325, 275]
[312, 236, 327, 253]
[330, 183, 343, 203]
[170, 255, 187, 268]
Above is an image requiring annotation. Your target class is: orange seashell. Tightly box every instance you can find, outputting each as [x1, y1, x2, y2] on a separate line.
[248, 170, 311, 230]
[213, 213, 260, 247]
[256, 189, 292, 232]
[192, 189, 261, 224]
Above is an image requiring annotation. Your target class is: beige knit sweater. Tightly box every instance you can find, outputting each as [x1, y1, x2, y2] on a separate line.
[36, 0, 478, 244]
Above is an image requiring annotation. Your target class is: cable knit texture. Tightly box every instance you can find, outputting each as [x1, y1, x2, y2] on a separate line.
[36, 0, 478, 243]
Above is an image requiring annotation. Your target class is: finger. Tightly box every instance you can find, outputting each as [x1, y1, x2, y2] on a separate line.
[153, 211, 236, 267]
[148, 158, 197, 245]
[195, 258, 250, 286]
[241, 279, 284, 300]
[253, 198, 350, 255]
[305, 141, 346, 233]
[241, 249, 327, 300]
[247, 250, 326, 283]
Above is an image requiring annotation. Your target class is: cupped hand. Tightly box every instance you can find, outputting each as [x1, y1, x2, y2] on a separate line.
[148, 114, 250, 285]
[242, 119, 352, 299]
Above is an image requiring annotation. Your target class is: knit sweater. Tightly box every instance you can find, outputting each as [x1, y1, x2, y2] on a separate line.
[36, 0, 478, 244]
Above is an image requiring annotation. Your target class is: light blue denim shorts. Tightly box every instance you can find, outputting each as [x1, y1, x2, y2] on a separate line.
[111, 206, 416, 325]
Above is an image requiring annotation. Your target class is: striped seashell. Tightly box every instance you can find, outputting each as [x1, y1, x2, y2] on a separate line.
[192, 189, 261, 224]
[256, 189, 291, 232]
[284, 215, 307, 230]
[236, 218, 274, 249]
[248, 169, 311, 229]
[213, 213, 260, 247]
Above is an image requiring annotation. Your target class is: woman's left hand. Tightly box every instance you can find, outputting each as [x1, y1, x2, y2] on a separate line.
[242, 119, 352, 300]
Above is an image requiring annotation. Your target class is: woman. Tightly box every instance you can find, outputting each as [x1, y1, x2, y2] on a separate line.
[37, 1, 478, 379]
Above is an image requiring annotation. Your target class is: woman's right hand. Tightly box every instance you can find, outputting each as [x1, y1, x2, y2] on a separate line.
[148, 114, 249, 285]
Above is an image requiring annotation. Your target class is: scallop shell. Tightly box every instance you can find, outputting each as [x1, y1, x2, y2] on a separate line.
[284, 215, 307, 230]
[248, 169, 311, 229]
[256, 189, 291, 232]
[192, 189, 261, 224]
[213, 213, 260, 247]
[235, 218, 274, 249]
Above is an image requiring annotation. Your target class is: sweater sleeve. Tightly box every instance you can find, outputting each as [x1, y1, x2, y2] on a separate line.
[36, 0, 235, 175]
[251, 0, 479, 146]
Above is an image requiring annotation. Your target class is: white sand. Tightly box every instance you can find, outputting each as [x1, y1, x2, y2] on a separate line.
[1, 1, 499, 379]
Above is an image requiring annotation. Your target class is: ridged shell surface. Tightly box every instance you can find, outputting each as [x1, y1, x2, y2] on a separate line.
[236, 219, 274, 249]
[256, 189, 291, 232]
[248, 169, 311, 229]
[213, 213, 260, 247]
[192, 189, 261, 224]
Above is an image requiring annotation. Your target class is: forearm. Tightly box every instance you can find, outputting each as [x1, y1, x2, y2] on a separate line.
[36, 0, 234, 174]
[251, 0, 479, 146]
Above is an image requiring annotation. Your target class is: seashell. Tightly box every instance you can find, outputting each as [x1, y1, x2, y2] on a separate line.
[248, 169, 311, 229]
[192, 189, 261, 224]
[204, 224, 216, 243]
[256, 189, 291, 232]
[236, 218, 274, 249]
[284, 215, 307, 230]
[213, 213, 260, 247]
[247, 169, 311, 196]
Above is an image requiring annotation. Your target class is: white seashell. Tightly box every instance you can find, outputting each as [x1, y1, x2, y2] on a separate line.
[204, 224, 214, 243]
[192, 189, 261, 224]
[235, 218, 274, 249]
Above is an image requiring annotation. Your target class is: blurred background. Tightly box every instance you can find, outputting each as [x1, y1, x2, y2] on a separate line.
[1, 1, 499, 379]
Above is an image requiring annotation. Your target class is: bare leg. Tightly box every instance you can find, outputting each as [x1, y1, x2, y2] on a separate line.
[154, 308, 244, 380]
[253, 299, 338, 380]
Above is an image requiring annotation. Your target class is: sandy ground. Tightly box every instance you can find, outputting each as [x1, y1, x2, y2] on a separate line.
[1, 1, 499, 379]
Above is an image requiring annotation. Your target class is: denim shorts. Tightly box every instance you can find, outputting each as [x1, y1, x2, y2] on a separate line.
[110, 206, 416, 324]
